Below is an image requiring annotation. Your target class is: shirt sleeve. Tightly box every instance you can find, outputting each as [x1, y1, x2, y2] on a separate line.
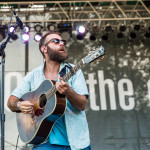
[11, 72, 32, 99]
[70, 69, 89, 98]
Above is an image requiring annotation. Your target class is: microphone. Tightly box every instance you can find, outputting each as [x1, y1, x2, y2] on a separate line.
[13, 10, 27, 33]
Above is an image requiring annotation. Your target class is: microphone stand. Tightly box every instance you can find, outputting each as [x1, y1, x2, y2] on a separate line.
[0, 20, 19, 150]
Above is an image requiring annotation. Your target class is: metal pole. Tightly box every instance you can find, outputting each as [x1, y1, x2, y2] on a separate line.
[25, 42, 29, 75]
[1, 56, 5, 150]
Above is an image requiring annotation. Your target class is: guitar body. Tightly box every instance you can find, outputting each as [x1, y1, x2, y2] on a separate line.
[16, 80, 66, 145]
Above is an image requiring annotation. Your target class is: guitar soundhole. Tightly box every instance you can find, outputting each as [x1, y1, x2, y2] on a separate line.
[39, 94, 47, 108]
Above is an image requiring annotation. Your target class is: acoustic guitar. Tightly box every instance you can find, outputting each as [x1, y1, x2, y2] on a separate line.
[16, 46, 105, 145]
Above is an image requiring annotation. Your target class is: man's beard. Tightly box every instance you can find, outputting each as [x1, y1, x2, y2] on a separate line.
[47, 47, 68, 63]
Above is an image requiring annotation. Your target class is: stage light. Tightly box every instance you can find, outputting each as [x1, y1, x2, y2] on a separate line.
[9, 25, 15, 33]
[105, 24, 112, 32]
[76, 25, 87, 40]
[34, 33, 42, 42]
[134, 24, 140, 31]
[119, 24, 126, 32]
[47, 23, 55, 31]
[90, 34, 96, 41]
[101, 34, 108, 41]
[76, 34, 84, 40]
[92, 23, 99, 33]
[24, 26, 30, 33]
[10, 34, 18, 41]
[130, 31, 136, 39]
[117, 32, 124, 38]
[77, 25, 86, 34]
[145, 32, 150, 38]
[34, 24, 43, 32]
[21, 33, 30, 43]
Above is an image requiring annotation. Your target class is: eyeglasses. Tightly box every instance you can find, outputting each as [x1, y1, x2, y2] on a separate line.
[45, 38, 67, 46]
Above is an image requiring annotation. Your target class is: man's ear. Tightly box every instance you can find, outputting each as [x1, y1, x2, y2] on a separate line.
[41, 46, 47, 53]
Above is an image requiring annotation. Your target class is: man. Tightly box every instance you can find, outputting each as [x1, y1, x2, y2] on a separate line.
[7, 31, 91, 150]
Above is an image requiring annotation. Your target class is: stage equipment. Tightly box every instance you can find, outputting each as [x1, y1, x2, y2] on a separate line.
[90, 34, 96, 41]
[77, 25, 86, 34]
[101, 34, 108, 41]
[145, 32, 150, 38]
[9, 25, 16, 33]
[89, 23, 99, 41]
[117, 32, 124, 39]
[134, 24, 141, 31]
[130, 31, 136, 39]
[119, 24, 126, 32]
[0, 10, 24, 150]
[76, 25, 87, 40]
[47, 22, 56, 31]
[57, 22, 72, 40]
[21, 33, 30, 43]
[24, 26, 30, 33]
[34, 24, 43, 32]
[105, 24, 112, 32]
[34, 33, 42, 42]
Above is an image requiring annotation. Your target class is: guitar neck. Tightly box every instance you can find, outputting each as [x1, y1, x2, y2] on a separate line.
[46, 60, 84, 99]
[62, 59, 84, 82]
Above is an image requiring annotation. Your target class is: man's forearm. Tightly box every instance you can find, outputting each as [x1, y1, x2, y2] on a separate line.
[7, 95, 20, 112]
[66, 88, 87, 111]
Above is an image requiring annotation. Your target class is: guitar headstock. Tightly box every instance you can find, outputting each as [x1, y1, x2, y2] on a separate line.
[83, 45, 105, 64]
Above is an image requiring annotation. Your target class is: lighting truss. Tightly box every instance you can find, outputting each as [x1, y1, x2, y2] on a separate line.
[0, 0, 149, 24]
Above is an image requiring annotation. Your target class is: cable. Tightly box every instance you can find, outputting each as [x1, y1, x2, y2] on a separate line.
[15, 134, 19, 150]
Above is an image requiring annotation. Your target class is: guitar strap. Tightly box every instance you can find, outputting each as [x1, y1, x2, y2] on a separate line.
[59, 62, 74, 77]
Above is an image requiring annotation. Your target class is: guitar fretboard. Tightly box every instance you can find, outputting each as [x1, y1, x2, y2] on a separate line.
[45, 60, 84, 100]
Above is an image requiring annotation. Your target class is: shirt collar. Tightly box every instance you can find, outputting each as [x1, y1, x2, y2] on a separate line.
[40, 61, 66, 77]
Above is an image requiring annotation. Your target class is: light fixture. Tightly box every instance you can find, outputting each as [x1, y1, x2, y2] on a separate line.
[76, 34, 84, 40]
[134, 24, 140, 31]
[119, 24, 126, 32]
[24, 25, 30, 33]
[34, 24, 43, 32]
[105, 24, 112, 32]
[21, 33, 30, 43]
[7, 25, 19, 41]
[130, 31, 136, 39]
[34, 33, 42, 42]
[117, 32, 124, 38]
[101, 34, 108, 41]
[77, 25, 86, 34]
[9, 25, 16, 33]
[10, 34, 18, 41]
[144, 32, 150, 38]
[92, 23, 99, 33]
[76, 25, 87, 40]
[47, 22, 56, 31]
[90, 34, 96, 41]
